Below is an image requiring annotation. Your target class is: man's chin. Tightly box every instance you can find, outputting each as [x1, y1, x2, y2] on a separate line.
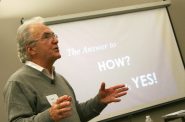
[56, 54, 61, 59]
[53, 55, 61, 63]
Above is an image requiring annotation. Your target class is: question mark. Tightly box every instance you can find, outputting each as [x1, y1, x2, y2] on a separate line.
[125, 56, 130, 66]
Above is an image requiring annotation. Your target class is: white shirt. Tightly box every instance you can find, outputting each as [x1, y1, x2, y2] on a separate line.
[25, 61, 54, 79]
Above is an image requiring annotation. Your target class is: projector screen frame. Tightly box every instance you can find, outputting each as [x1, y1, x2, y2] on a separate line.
[43, 1, 171, 25]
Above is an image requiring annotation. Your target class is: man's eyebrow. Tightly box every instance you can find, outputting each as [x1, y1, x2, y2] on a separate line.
[43, 32, 54, 35]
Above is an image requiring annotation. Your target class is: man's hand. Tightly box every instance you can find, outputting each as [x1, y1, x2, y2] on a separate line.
[49, 95, 72, 122]
[98, 82, 128, 104]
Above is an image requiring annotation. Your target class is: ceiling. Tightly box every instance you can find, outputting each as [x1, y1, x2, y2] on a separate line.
[0, 0, 160, 19]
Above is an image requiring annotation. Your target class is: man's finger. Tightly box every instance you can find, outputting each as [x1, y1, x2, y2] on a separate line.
[58, 101, 71, 109]
[100, 82, 106, 91]
[112, 84, 127, 90]
[115, 91, 128, 98]
[58, 107, 72, 114]
[115, 87, 129, 93]
[56, 95, 72, 104]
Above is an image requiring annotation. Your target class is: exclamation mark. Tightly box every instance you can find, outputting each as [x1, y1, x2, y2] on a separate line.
[153, 72, 158, 83]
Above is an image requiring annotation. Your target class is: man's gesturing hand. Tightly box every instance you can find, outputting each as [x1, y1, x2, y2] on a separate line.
[98, 82, 128, 104]
[49, 95, 72, 121]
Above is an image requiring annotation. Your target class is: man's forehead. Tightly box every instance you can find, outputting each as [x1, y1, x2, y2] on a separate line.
[29, 23, 52, 36]
[30, 23, 48, 31]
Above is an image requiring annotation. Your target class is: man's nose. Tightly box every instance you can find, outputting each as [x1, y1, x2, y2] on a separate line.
[51, 36, 59, 44]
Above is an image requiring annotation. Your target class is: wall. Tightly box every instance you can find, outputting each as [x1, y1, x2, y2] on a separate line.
[0, 0, 184, 122]
[168, 0, 185, 64]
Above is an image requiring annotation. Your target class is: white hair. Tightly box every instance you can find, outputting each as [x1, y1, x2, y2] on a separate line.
[17, 16, 44, 63]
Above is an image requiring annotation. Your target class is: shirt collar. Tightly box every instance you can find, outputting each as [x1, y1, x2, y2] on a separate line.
[25, 61, 55, 79]
[25, 61, 44, 72]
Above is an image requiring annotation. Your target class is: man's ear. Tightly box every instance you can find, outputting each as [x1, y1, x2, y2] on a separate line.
[26, 46, 37, 56]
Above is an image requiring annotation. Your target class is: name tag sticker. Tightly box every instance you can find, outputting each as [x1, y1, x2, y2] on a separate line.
[46, 94, 59, 105]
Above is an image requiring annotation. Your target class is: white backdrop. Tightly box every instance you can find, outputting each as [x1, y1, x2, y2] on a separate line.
[50, 8, 185, 121]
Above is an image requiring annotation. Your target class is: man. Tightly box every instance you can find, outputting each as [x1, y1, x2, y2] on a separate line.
[3, 17, 128, 122]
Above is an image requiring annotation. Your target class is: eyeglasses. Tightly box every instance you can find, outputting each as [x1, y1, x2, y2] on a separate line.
[40, 32, 58, 40]
[27, 32, 58, 46]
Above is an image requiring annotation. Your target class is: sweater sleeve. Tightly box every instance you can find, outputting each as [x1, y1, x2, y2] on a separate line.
[75, 95, 107, 122]
[3, 80, 54, 122]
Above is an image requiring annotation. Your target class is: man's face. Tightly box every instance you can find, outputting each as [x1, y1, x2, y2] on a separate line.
[29, 23, 61, 63]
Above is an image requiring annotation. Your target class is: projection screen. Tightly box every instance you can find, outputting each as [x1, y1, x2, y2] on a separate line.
[47, 3, 185, 122]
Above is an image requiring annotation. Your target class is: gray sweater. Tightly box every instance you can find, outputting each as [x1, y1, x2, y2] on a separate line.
[3, 65, 106, 122]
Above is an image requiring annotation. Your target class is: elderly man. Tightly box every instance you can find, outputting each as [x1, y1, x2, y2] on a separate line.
[3, 17, 128, 122]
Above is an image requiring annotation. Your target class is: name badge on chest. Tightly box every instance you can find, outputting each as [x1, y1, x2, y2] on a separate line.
[46, 94, 59, 105]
